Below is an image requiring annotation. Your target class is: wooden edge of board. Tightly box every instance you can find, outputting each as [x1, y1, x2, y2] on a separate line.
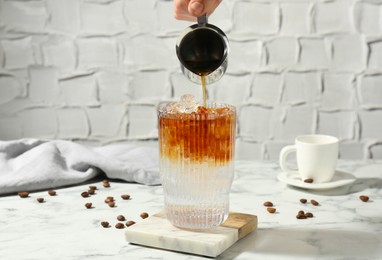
[154, 211, 258, 240]
[221, 212, 258, 240]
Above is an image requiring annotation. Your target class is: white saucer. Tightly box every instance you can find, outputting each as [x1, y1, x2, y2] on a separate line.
[277, 170, 356, 190]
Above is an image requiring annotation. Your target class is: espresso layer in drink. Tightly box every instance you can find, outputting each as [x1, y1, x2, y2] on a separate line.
[158, 104, 236, 164]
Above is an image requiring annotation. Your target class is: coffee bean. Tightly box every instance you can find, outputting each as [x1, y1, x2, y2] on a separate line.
[305, 212, 314, 218]
[125, 220, 136, 227]
[311, 200, 319, 206]
[81, 191, 89, 198]
[115, 223, 125, 229]
[108, 201, 115, 208]
[88, 189, 95, 195]
[267, 207, 276, 214]
[263, 201, 273, 207]
[121, 194, 130, 200]
[103, 182, 110, 188]
[117, 215, 125, 221]
[85, 203, 92, 209]
[18, 192, 29, 198]
[296, 210, 307, 219]
[140, 212, 149, 219]
[300, 198, 307, 204]
[37, 198, 44, 203]
[89, 185, 97, 190]
[360, 195, 369, 202]
[296, 214, 307, 219]
[304, 178, 314, 183]
[104, 196, 114, 203]
[101, 221, 110, 228]
[48, 190, 56, 196]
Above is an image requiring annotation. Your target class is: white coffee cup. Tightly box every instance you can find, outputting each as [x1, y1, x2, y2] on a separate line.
[279, 135, 339, 183]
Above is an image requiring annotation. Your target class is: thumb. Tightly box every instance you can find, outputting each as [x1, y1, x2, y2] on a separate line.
[188, 0, 205, 17]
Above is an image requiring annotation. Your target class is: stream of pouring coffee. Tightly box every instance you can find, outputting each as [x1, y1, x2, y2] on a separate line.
[201, 75, 207, 107]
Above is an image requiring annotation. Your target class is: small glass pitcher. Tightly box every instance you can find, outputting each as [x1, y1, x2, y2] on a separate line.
[176, 15, 229, 85]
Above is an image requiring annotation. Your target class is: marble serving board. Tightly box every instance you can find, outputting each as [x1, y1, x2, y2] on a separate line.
[125, 211, 258, 257]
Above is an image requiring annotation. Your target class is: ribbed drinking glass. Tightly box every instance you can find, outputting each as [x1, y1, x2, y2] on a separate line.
[158, 102, 236, 229]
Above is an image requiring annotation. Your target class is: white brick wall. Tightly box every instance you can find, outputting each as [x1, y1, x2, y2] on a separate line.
[314, 1, 354, 34]
[0, 0, 382, 159]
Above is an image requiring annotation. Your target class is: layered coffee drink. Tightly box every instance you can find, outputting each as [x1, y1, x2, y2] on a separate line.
[158, 95, 236, 229]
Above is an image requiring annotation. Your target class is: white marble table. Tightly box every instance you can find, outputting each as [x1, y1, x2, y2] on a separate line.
[1, 160, 381, 260]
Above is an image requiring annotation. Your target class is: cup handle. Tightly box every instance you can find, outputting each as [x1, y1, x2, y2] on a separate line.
[279, 145, 299, 175]
[198, 14, 208, 25]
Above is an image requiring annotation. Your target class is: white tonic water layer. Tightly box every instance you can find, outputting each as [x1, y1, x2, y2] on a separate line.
[160, 159, 234, 229]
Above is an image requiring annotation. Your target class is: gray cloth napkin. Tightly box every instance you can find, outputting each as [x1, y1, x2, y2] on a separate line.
[0, 139, 160, 195]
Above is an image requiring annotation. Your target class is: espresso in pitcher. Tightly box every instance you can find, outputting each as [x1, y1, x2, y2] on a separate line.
[178, 28, 226, 75]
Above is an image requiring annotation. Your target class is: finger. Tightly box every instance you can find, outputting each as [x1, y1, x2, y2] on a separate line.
[204, 0, 222, 16]
[174, 0, 196, 21]
[188, 0, 204, 17]
[175, 11, 197, 21]
[188, 0, 222, 17]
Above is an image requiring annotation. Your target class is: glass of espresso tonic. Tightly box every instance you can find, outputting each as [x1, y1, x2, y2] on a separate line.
[158, 95, 236, 229]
